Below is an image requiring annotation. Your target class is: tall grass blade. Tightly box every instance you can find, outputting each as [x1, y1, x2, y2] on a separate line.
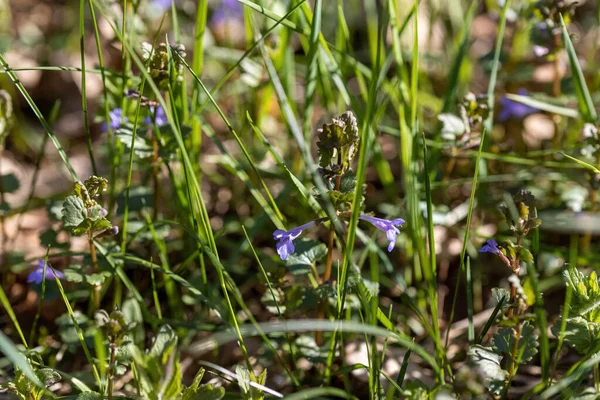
[561, 14, 597, 122]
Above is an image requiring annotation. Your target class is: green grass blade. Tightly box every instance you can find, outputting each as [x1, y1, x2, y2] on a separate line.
[302, 0, 322, 140]
[440, 1, 478, 112]
[476, 296, 506, 344]
[525, 215, 549, 383]
[190, 0, 208, 149]
[0, 331, 42, 388]
[560, 151, 600, 174]
[561, 14, 597, 122]
[0, 284, 28, 348]
[484, 0, 511, 132]
[173, 53, 285, 224]
[466, 256, 474, 345]
[51, 266, 102, 389]
[79, 0, 97, 175]
[444, 130, 486, 350]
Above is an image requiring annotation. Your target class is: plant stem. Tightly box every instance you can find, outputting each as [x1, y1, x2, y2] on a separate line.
[316, 173, 341, 345]
[503, 322, 523, 397]
[0, 146, 6, 276]
[507, 238, 522, 318]
[89, 232, 100, 311]
[107, 341, 116, 400]
[151, 122, 160, 221]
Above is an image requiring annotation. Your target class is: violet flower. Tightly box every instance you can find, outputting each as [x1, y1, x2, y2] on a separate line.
[144, 106, 168, 127]
[27, 260, 64, 285]
[498, 89, 538, 122]
[479, 239, 499, 254]
[211, 0, 244, 23]
[152, 0, 173, 11]
[359, 214, 405, 252]
[104, 108, 127, 131]
[273, 220, 317, 260]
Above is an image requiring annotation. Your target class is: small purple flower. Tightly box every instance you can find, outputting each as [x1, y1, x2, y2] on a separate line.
[273, 220, 317, 260]
[27, 260, 64, 285]
[211, 0, 244, 23]
[103, 108, 127, 131]
[359, 214, 405, 252]
[498, 89, 538, 122]
[152, 0, 173, 11]
[479, 239, 499, 254]
[144, 106, 168, 127]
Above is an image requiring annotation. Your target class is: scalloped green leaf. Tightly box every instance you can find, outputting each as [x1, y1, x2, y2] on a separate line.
[62, 195, 87, 234]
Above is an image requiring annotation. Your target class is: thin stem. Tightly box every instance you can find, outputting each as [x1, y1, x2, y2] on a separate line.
[316, 173, 341, 345]
[151, 122, 160, 221]
[107, 340, 116, 400]
[0, 146, 6, 273]
[89, 232, 100, 311]
[322, 175, 341, 283]
[503, 322, 523, 397]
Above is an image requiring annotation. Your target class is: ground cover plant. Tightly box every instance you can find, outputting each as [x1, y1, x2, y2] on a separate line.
[2, 0, 600, 398]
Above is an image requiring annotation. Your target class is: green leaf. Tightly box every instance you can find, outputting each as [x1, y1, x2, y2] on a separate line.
[149, 325, 177, 358]
[285, 239, 327, 275]
[561, 15, 597, 123]
[339, 169, 357, 194]
[522, 277, 537, 307]
[116, 125, 154, 159]
[62, 195, 87, 233]
[1, 173, 19, 193]
[85, 272, 110, 287]
[552, 317, 599, 354]
[183, 384, 225, 400]
[492, 287, 511, 311]
[36, 368, 61, 387]
[564, 266, 600, 323]
[296, 334, 330, 363]
[63, 265, 85, 283]
[122, 297, 145, 346]
[260, 289, 286, 314]
[518, 248, 534, 263]
[467, 345, 508, 395]
[492, 322, 539, 364]
[317, 111, 359, 172]
[186, 368, 205, 392]
[91, 217, 112, 233]
[236, 365, 253, 399]
[72, 219, 92, 236]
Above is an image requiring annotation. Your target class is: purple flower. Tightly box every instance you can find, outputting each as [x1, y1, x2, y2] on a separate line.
[273, 220, 317, 260]
[144, 106, 168, 127]
[359, 214, 405, 252]
[498, 89, 538, 122]
[479, 239, 499, 254]
[103, 108, 127, 131]
[152, 0, 173, 11]
[211, 0, 244, 23]
[27, 260, 64, 285]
